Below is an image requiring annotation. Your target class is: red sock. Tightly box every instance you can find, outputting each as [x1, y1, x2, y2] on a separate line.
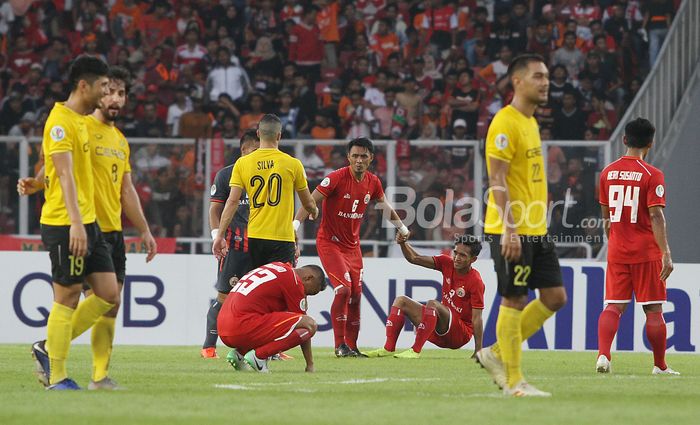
[256, 328, 312, 359]
[598, 304, 622, 360]
[412, 307, 438, 353]
[331, 286, 350, 348]
[345, 293, 361, 351]
[645, 311, 668, 370]
[384, 306, 405, 352]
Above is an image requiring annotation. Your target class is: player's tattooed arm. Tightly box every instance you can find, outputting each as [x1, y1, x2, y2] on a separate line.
[471, 308, 484, 358]
[398, 240, 437, 270]
[650, 206, 673, 280]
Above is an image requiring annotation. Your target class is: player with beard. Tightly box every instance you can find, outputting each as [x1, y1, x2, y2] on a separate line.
[19, 66, 157, 390]
[476, 54, 567, 397]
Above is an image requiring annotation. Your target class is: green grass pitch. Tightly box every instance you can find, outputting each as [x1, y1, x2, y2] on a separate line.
[1, 345, 697, 425]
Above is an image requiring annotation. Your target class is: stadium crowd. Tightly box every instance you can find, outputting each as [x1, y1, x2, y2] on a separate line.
[0, 0, 678, 255]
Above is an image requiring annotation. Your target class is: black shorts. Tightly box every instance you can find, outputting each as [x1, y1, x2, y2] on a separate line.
[82, 231, 126, 291]
[41, 222, 115, 286]
[248, 238, 296, 269]
[488, 234, 563, 297]
[216, 249, 253, 293]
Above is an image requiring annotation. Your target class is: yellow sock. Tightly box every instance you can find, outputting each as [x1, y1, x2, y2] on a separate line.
[71, 295, 115, 340]
[91, 316, 116, 382]
[46, 302, 75, 384]
[496, 305, 523, 388]
[491, 300, 555, 359]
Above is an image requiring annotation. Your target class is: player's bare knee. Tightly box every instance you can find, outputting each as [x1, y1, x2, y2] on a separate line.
[216, 292, 228, 303]
[393, 295, 410, 308]
[541, 287, 567, 311]
[426, 299, 440, 310]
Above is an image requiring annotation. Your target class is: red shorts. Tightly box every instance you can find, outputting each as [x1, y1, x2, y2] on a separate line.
[428, 309, 472, 349]
[605, 260, 667, 305]
[317, 238, 364, 294]
[218, 311, 303, 354]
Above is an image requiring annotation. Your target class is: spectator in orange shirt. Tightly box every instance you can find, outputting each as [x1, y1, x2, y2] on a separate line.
[239, 93, 265, 133]
[370, 18, 400, 67]
[142, 0, 177, 49]
[311, 111, 337, 166]
[110, 0, 144, 45]
[317, 0, 340, 68]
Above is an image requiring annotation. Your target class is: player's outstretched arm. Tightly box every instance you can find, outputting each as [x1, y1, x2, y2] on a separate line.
[398, 239, 437, 270]
[121, 172, 157, 262]
[17, 165, 45, 196]
[294, 189, 325, 224]
[471, 308, 484, 358]
[488, 157, 521, 262]
[209, 201, 224, 238]
[52, 152, 87, 258]
[376, 197, 409, 237]
[213, 186, 243, 259]
[650, 206, 673, 280]
[297, 187, 319, 220]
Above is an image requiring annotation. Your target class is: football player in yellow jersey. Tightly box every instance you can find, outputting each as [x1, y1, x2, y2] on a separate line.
[20, 66, 157, 390]
[212, 114, 318, 268]
[30, 56, 116, 390]
[476, 54, 567, 397]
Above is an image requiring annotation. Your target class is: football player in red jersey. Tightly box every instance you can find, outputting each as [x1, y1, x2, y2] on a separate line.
[596, 118, 678, 375]
[294, 137, 409, 357]
[217, 262, 326, 373]
[365, 234, 485, 359]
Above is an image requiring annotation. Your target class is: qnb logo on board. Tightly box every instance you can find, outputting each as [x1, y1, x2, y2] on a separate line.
[13, 274, 167, 328]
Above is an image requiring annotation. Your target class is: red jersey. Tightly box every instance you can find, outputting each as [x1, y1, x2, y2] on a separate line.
[599, 156, 666, 264]
[433, 255, 485, 330]
[316, 167, 385, 249]
[223, 262, 307, 317]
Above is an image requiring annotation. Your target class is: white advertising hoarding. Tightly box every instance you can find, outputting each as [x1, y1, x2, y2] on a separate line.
[1, 252, 698, 353]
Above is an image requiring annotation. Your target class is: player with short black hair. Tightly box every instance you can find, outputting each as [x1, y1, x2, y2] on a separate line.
[201, 129, 259, 359]
[365, 234, 485, 359]
[596, 117, 678, 375]
[33, 55, 116, 390]
[477, 54, 567, 397]
[21, 65, 157, 390]
[294, 137, 408, 358]
[218, 263, 327, 373]
[212, 113, 318, 268]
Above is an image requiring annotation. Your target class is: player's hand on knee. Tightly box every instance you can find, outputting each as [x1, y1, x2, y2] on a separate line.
[69, 223, 88, 258]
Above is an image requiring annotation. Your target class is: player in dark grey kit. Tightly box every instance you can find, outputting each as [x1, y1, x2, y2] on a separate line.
[201, 130, 259, 358]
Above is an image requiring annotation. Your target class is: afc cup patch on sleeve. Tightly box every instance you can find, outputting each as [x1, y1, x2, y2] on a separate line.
[210, 184, 217, 196]
[299, 299, 308, 312]
[50, 126, 66, 142]
[494, 133, 508, 150]
[321, 177, 331, 187]
[656, 185, 665, 197]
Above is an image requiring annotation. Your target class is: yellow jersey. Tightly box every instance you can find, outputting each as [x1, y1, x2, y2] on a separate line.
[87, 115, 131, 232]
[484, 105, 547, 236]
[40, 102, 95, 226]
[230, 148, 308, 242]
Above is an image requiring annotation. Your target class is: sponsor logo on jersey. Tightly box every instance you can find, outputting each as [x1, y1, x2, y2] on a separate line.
[50, 126, 65, 142]
[656, 185, 664, 197]
[494, 133, 508, 150]
[344, 193, 351, 199]
[321, 177, 331, 187]
[95, 133, 103, 139]
[210, 184, 217, 196]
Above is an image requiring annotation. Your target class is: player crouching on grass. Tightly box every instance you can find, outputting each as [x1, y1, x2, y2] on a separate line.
[217, 263, 327, 373]
[365, 234, 485, 359]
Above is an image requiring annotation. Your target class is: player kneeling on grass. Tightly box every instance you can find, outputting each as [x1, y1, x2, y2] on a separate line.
[365, 234, 485, 359]
[217, 262, 326, 372]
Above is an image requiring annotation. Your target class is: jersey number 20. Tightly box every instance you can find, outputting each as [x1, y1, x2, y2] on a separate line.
[250, 173, 282, 208]
[609, 184, 640, 223]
